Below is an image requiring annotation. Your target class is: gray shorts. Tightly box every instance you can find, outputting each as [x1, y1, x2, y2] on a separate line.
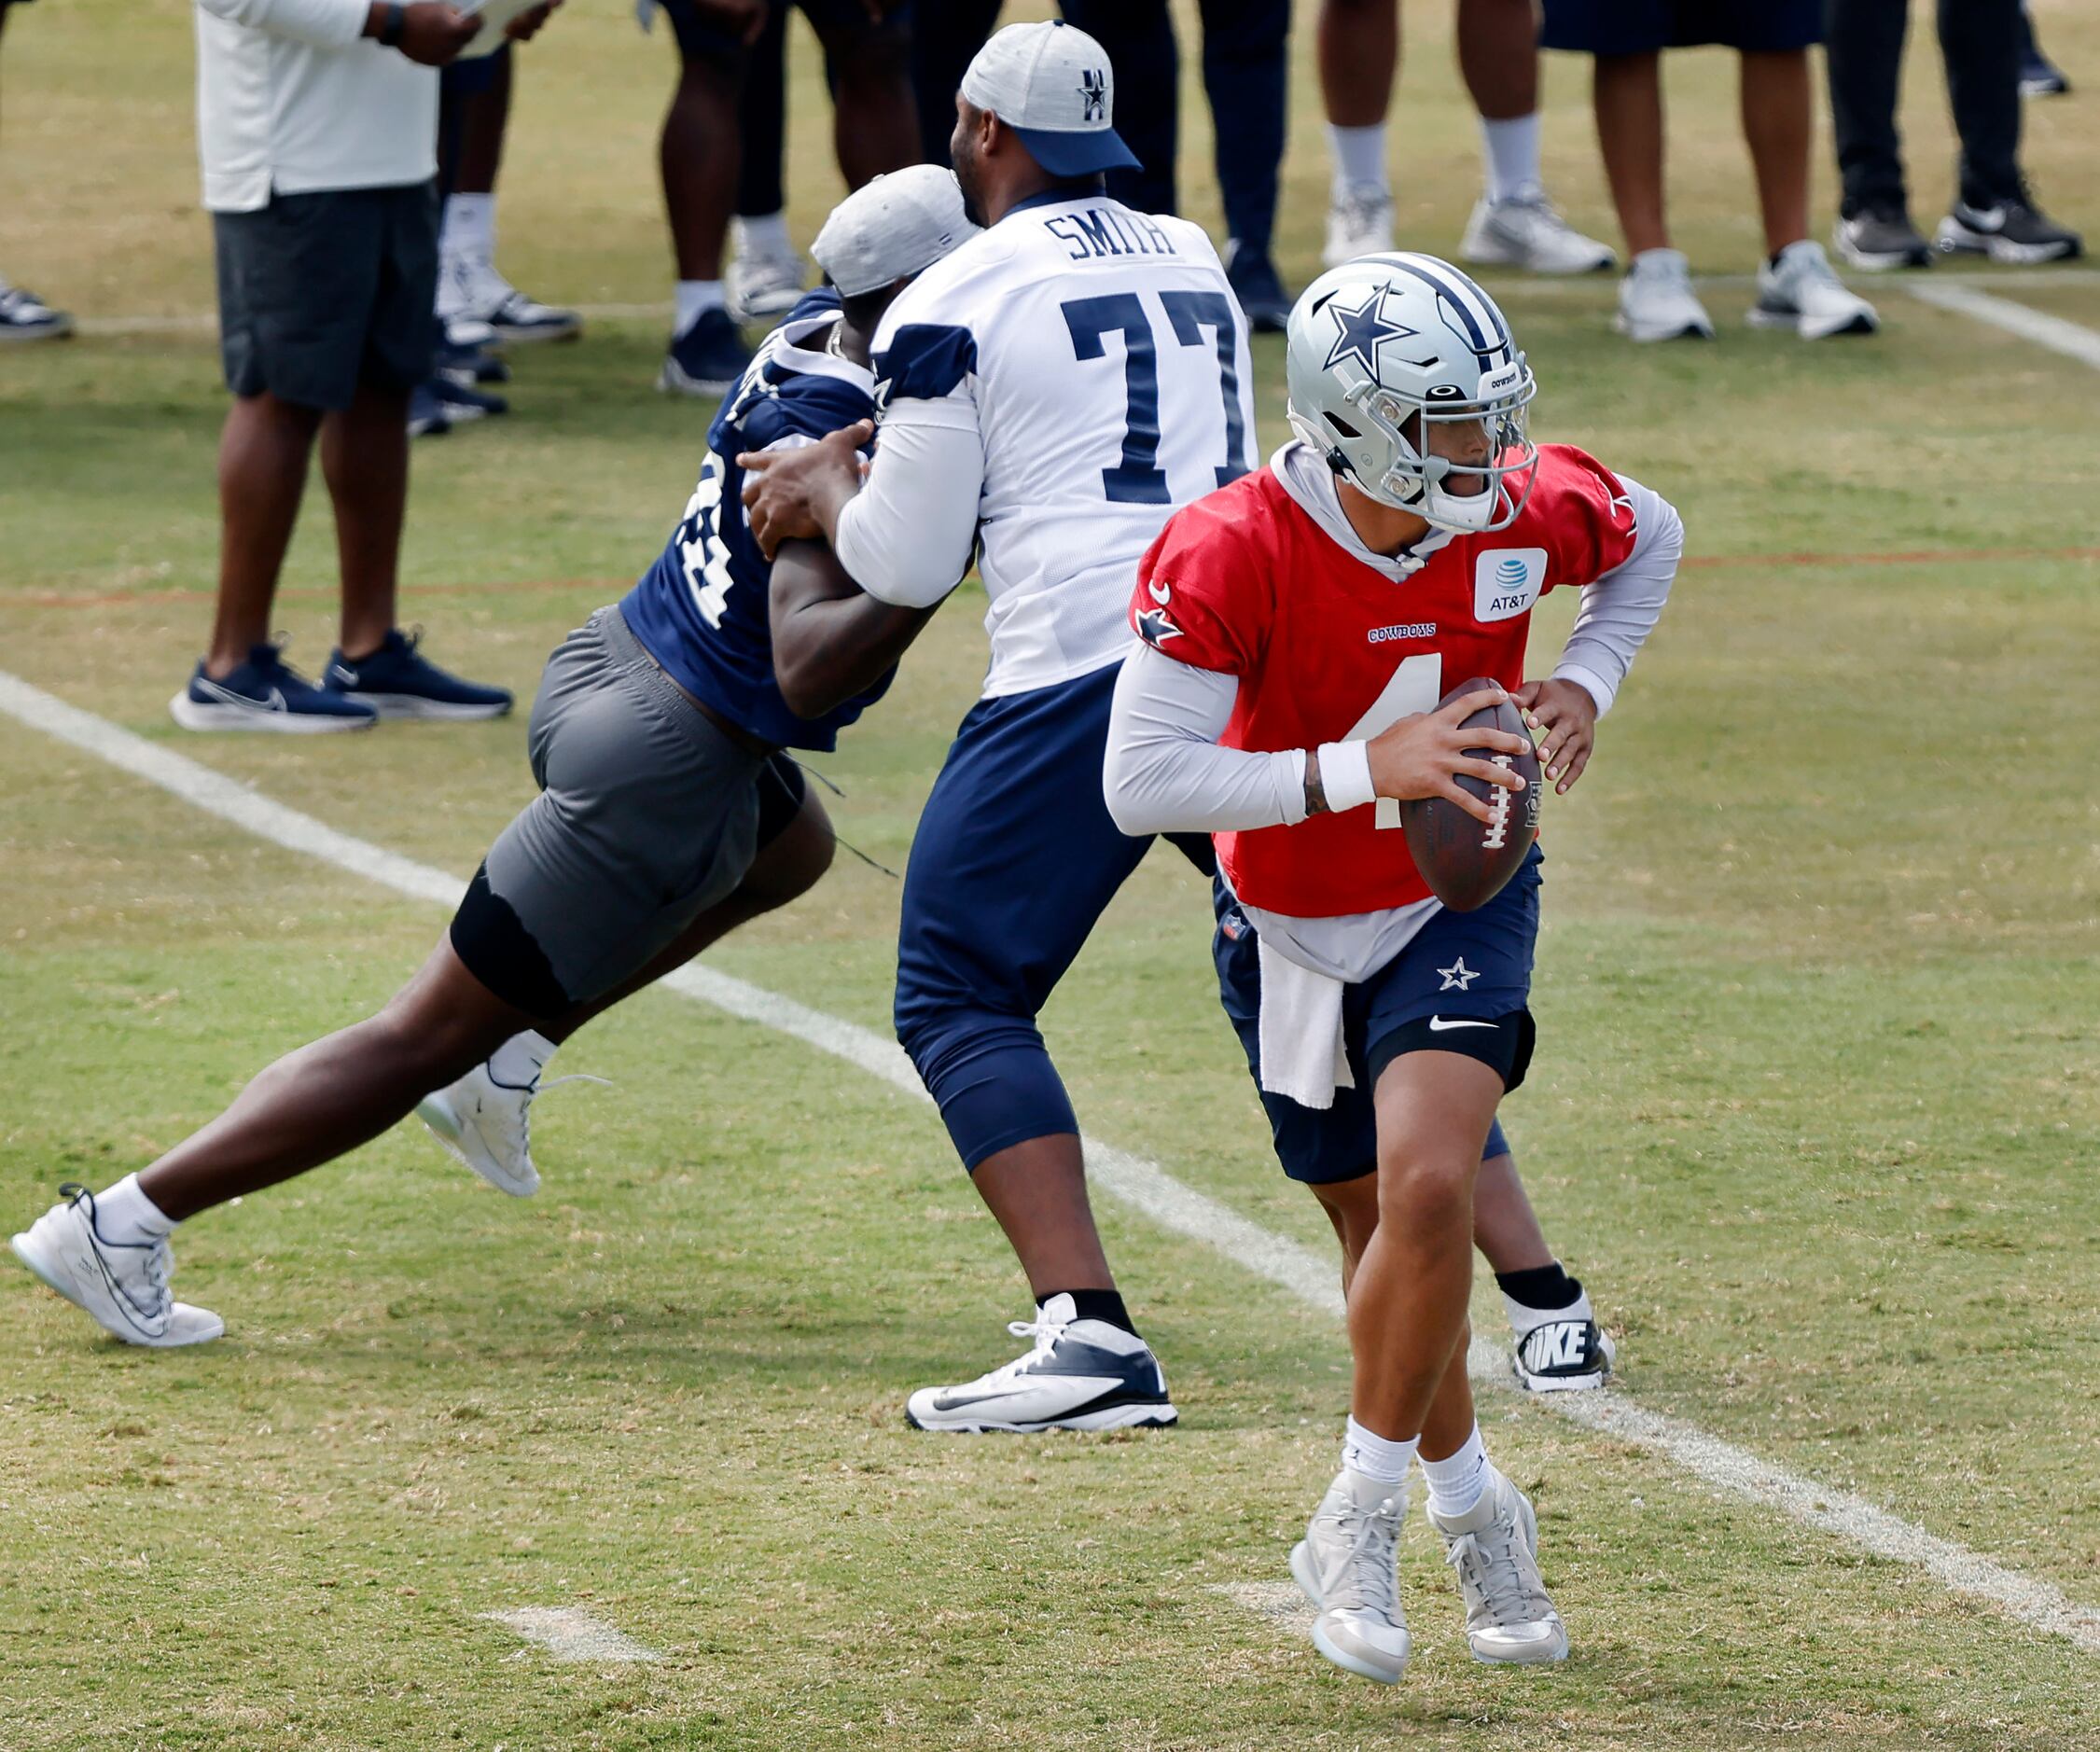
[213, 180, 438, 410]
[451, 606, 769, 1016]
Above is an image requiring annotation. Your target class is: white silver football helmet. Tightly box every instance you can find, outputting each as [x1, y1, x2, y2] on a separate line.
[1285, 252, 1538, 534]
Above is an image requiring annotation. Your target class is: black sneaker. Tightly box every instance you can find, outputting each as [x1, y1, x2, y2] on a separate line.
[1937, 190, 2083, 265]
[431, 375, 508, 421]
[437, 337, 510, 386]
[658, 307, 754, 398]
[1224, 240, 1292, 332]
[408, 382, 452, 438]
[2018, 7, 2070, 97]
[1832, 207, 1932, 271]
[323, 628, 513, 721]
[169, 640, 377, 734]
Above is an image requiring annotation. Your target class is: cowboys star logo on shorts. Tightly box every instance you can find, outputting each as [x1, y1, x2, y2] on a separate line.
[1079, 69, 1107, 121]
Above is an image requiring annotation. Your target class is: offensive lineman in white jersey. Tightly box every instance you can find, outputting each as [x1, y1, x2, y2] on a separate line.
[744, 21, 1256, 1432]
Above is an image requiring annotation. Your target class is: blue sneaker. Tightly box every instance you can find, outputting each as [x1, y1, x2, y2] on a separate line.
[408, 382, 452, 438]
[169, 641, 378, 734]
[437, 337, 510, 386]
[657, 307, 753, 398]
[432, 375, 508, 420]
[322, 628, 513, 721]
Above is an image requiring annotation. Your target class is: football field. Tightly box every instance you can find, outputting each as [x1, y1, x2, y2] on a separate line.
[4, 3, 2098, 1746]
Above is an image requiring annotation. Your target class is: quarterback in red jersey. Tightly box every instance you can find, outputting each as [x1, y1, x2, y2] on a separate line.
[1105, 253, 1682, 1685]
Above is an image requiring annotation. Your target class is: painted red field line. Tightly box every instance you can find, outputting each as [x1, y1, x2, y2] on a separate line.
[11, 545, 2099, 613]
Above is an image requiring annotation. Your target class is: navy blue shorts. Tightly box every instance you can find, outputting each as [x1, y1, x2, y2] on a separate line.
[660, 0, 911, 63]
[1212, 847, 1542, 1186]
[1540, 0, 1821, 54]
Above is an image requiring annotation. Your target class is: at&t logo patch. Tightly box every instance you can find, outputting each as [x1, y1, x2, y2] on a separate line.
[1474, 547, 1547, 622]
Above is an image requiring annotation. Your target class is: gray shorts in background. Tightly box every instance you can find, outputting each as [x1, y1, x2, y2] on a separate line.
[213, 180, 438, 410]
[451, 606, 769, 1017]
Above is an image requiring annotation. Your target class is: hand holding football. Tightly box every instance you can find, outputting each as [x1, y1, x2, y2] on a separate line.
[1387, 678, 1542, 911]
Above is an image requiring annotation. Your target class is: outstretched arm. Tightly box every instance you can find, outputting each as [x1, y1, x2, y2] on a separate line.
[769, 537, 943, 720]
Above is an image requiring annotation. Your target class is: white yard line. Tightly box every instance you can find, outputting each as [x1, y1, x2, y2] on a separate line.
[1904, 280, 2100, 370]
[482, 1606, 661, 1662]
[3, 665, 2097, 1661]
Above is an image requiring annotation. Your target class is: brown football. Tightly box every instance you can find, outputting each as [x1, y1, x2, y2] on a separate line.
[1398, 678, 1542, 912]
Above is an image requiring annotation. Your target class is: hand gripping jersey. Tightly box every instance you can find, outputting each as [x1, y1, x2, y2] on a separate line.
[869, 189, 1258, 697]
[620, 289, 888, 751]
[1130, 443, 1638, 917]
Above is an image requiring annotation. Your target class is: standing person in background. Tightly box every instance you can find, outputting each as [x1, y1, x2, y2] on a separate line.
[1320, 0, 1618, 278]
[2017, 3, 2068, 97]
[1541, 0, 1879, 342]
[911, 0, 1001, 167]
[647, 0, 917, 396]
[1057, 0, 1297, 330]
[1826, 0, 2082, 271]
[434, 40, 584, 347]
[0, 0, 71, 340]
[174, 0, 518, 732]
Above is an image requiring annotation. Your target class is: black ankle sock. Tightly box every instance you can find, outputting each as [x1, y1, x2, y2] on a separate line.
[1046, 1288, 1138, 1337]
[1495, 1262, 1582, 1313]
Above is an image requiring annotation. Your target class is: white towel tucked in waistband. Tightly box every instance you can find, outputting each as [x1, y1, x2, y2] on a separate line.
[1257, 936, 1353, 1110]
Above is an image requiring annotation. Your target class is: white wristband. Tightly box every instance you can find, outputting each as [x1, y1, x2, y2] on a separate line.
[1551, 661, 1617, 718]
[1315, 741, 1377, 813]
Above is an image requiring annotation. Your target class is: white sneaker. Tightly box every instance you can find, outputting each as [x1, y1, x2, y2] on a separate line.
[1324, 182, 1395, 268]
[1748, 240, 1879, 340]
[417, 1035, 603, 1198]
[1290, 1467, 1412, 1683]
[438, 257, 581, 344]
[1614, 248, 1715, 342]
[10, 1186, 224, 1348]
[1426, 1464, 1568, 1664]
[1460, 188, 1616, 275]
[1510, 1313, 1617, 1392]
[725, 247, 808, 324]
[904, 1294, 1178, 1433]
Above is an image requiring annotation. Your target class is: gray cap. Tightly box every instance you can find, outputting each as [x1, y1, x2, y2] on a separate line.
[959, 21, 1139, 178]
[811, 166, 978, 298]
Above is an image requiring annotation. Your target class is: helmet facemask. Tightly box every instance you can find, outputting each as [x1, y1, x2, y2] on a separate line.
[1348, 359, 1538, 534]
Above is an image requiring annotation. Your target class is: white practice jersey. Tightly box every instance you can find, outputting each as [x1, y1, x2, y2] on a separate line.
[863, 191, 1257, 698]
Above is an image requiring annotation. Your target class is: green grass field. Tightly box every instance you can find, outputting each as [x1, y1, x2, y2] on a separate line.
[4, 3, 2098, 1746]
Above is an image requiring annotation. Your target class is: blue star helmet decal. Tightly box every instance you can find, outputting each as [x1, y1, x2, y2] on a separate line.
[1322, 285, 1415, 380]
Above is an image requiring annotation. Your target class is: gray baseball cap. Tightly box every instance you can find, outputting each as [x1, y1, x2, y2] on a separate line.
[959, 21, 1140, 178]
[811, 165, 978, 298]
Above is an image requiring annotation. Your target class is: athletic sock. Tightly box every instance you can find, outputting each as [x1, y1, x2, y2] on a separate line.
[732, 211, 792, 258]
[1420, 1422, 1489, 1519]
[488, 1029, 558, 1090]
[1479, 112, 1543, 205]
[442, 191, 497, 269]
[1341, 1416, 1417, 1484]
[1497, 1262, 1592, 1337]
[94, 1174, 176, 1245]
[1049, 1287, 1137, 1338]
[674, 280, 728, 338]
[1327, 123, 1388, 200]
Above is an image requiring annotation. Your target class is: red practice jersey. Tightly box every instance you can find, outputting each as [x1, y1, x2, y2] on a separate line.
[1129, 443, 1638, 918]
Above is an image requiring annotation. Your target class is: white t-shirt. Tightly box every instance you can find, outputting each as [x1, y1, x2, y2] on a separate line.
[835, 190, 1258, 699]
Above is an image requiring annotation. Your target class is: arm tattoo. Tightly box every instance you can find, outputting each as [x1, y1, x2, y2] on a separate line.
[1302, 750, 1329, 817]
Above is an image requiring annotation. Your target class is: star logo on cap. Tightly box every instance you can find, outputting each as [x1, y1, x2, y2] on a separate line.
[1078, 68, 1106, 121]
[1323, 285, 1414, 379]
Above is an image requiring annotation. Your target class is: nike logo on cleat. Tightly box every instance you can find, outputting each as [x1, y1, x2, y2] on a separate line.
[1427, 1016, 1495, 1032]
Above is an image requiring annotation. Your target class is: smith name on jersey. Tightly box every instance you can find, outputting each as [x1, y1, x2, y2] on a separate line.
[867, 189, 1258, 697]
[1130, 442, 1639, 919]
[621, 288, 889, 751]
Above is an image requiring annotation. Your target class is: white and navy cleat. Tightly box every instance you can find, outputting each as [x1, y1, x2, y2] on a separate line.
[904, 1294, 1178, 1433]
[10, 1186, 223, 1348]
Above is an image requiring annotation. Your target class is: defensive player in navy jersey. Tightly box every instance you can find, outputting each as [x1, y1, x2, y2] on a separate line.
[8, 170, 976, 1347]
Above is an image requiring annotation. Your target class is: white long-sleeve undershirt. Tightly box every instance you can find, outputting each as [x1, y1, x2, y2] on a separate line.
[832, 403, 986, 609]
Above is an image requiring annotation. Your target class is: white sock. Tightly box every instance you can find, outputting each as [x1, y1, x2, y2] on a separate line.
[93, 1174, 176, 1245]
[732, 211, 792, 258]
[1420, 1423, 1490, 1519]
[1327, 123, 1388, 200]
[674, 279, 727, 337]
[1341, 1416, 1418, 1484]
[1480, 112, 1543, 205]
[488, 1029, 558, 1088]
[442, 191, 497, 268]
[1505, 1285, 1594, 1339]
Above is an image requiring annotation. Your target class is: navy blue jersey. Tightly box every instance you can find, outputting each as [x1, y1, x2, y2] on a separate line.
[621, 289, 889, 751]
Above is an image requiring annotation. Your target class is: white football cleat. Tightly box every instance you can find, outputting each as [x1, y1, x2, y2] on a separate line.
[904, 1294, 1178, 1433]
[1290, 1467, 1412, 1683]
[1324, 182, 1396, 268]
[1460, 188, 1616, 275]
[725, 246, 808, 323]
[1615, 248, 1715, 341]
[10, 1186, 223, 1348]
[1426, 1464, 1568, 1664]
[1747, 240, 1879, 339]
